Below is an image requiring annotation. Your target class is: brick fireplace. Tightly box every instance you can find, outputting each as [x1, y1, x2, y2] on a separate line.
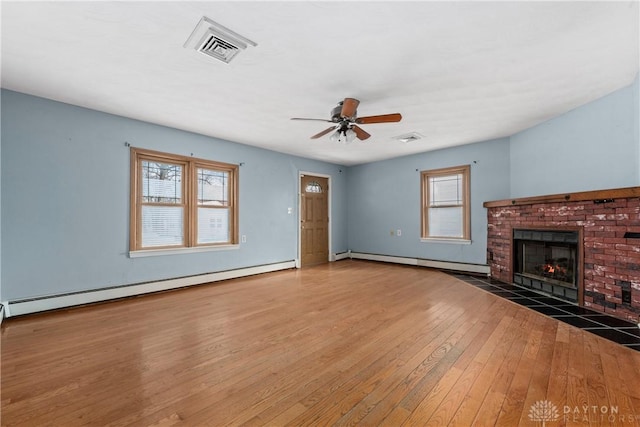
[485, 186, 640, 322]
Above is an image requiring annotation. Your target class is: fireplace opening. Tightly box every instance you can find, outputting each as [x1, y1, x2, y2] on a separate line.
[513, 229, 579, 303]
[520, 241, 576, 287]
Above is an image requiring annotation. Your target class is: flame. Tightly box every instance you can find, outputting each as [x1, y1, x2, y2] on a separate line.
[542, 264, 567, 275]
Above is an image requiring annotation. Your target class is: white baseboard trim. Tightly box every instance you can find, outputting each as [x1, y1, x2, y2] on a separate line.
[416, 258, 490, 275]
[5, 260, 296, 318]
[348, 252, 490, 275]
[350, 252, 418, 266]
[334, 252, 351, 261]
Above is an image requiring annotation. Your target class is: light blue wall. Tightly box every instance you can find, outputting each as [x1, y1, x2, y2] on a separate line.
[0, 95, 2, 304]
[2, 73, 639, 302]
[635, 75, 639, 183]
[347, 138, 510, 265]
[509, 74, 640, 198]
[345, 76, 639, 265]
[1, 90, 347, 301]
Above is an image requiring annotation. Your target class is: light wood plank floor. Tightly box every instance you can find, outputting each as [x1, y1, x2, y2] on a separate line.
[2, 260, 640, 426]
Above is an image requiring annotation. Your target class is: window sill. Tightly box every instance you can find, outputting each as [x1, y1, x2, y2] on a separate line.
[420, 238, 472, 245]
[129, 244, 240, 258]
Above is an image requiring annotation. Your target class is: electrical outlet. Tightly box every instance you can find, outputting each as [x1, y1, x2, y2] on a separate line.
[397, 229, 402, 237]
[241, 235, 247, 243]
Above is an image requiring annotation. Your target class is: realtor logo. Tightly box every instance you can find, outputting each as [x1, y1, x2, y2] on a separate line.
[529, 400, 560, 426]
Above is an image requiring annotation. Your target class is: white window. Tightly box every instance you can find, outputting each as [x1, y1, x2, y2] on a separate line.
[421, 165, 470, 240]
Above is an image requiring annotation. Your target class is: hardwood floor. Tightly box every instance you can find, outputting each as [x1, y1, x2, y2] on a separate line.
[2, 260, 640, 426]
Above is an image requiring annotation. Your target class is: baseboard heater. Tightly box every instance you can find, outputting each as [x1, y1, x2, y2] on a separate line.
[348, 252, 490, 275]
[3, 260, 296, 318]
[333, 251, 351, 261]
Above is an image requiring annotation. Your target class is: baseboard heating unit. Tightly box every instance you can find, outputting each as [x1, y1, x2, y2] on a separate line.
[348, 252, 490, 276]
[3, 260, 296, 318]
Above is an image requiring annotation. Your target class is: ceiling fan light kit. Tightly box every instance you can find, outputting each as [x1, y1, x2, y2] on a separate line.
[292, 98, 402, 143]
[330, 127, 357, 144]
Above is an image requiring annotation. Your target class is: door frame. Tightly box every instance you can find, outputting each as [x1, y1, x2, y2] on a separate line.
[297, 171, 332, 268]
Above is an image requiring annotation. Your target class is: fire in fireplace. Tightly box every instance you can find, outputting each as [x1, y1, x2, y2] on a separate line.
[513, 229, 579, 303]
[522, 242, 575, 286]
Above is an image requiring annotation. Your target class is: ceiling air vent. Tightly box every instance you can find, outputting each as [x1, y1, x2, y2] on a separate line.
[393, 132, 423, 143]
[184, 16, 257, 64]
[199, 34, 241, 63]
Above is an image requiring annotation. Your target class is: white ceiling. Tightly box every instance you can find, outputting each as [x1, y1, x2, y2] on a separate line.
[2, 1, 639, 166]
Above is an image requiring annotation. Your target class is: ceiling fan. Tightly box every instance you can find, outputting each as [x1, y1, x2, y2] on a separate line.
[291, 98, 402, 143]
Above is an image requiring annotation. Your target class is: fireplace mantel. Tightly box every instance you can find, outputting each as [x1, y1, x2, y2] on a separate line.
[485, 186, 640, 322]
[483, 186, 640, 208]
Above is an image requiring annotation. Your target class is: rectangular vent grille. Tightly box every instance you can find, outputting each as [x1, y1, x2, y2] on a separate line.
[198, 35, 240, 63]
[184, 16, 257, 65]
[393, 132, 423, 143]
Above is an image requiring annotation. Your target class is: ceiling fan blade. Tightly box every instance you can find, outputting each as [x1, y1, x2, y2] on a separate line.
[355, 113, 402, 124]
[352, 125, 371, 140]
[291, 117, 333, 123]
[341, 98, 360, 119]
[310, 126, 337, 139]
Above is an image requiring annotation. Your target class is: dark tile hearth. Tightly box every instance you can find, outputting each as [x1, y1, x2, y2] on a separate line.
[587, 328, 640, 345]
[552, 315, 602, 329]
[453, 274, 640, 352]
[582, 314, 640, 329]
[486, 289, 517, 297]
[504, 296, 534, 304]
[529, 305, 573, 317]
[551, 304, 601, 316]
[622, 327, 640, 338]
[530, 296, 567, 305]
[507, 289, 541, 298]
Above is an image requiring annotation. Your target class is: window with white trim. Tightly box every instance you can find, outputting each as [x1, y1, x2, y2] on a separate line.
[130, 148, 238, 251]
[421, 165, 470, 240]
